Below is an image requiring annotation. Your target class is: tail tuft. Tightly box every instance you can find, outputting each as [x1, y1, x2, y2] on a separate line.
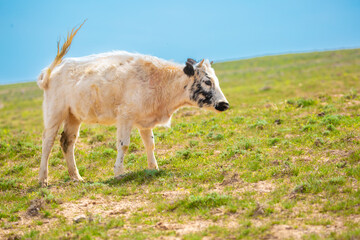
[38, 20, 86, 90]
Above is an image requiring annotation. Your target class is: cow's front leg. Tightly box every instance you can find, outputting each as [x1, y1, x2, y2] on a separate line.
[139, 129, 159, 170]
[114, 120, 133, 176]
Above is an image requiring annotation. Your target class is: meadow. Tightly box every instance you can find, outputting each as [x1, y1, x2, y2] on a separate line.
[0, 49, 359, 239]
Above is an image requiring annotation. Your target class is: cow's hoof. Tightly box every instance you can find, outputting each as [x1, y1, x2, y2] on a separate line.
[148, 164, 159, 170]
[39, 179, 48, 187]
[70, 176, 84, 182]
[148, 168, 159, 172]
[114, 168, 125, 177]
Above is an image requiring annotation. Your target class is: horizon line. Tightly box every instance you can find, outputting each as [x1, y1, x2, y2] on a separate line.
[1, 46, 359, 86]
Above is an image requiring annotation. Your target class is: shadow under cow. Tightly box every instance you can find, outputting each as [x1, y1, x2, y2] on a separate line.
[103, 169, 168, 186]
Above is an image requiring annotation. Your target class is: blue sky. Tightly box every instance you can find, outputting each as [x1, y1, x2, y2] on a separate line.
[0, 0, 359, 84]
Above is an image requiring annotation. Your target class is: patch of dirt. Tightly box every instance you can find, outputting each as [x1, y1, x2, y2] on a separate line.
[59, 195, 149, 221]
[252, 208, 360, 239]
[325, 149, 352, 159]
[213, 150, 221, 156]
[155, 220, 210, 235]
[155, 189, 190, 201]
[2, 190, 359, 239]
[345, 100, 360, 106]
[153, 212, 242, 237]
[292, 155, 312, 162]
[269, 223, 345, 240]
[0, 195, 149, 239]
[215, 174, 275, 195]
[262, 199, 360, 239]
[284, 134, 299, 139]
[240, 181, 275, 194]
[270, 225, 309, 239]
[220, 173, 242, 186]
[316, 149, 354, 164]
[156, 237, 181, 240]
[109, 218, 220, 238]
[332, 94, 344, 98]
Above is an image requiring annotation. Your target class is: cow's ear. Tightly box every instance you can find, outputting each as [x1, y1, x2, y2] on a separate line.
[183, 62, 195, 76]
[183, 59, 195, 76]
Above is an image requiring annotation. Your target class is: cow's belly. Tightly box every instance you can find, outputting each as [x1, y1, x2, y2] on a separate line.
[68, 79, 125, 125]
[70, 103, 117, 125]
[134, 112, 171, 129]
[69, 91, 119, 125]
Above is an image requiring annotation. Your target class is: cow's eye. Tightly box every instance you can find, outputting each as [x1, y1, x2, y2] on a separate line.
[204, 80, 212, 86]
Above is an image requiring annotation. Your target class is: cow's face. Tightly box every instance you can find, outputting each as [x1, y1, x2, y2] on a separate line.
[183, 58, 229, 112]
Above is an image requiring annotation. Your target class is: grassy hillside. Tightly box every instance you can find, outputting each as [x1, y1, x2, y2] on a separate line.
[1, 49, 360, 239]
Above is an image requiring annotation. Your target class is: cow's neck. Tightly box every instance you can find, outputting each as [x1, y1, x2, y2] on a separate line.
[165, 71, 192, 115]
[140, 62, 194, 128]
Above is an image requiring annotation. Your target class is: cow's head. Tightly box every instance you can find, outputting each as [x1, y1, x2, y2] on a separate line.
[183, 58, 229, 112]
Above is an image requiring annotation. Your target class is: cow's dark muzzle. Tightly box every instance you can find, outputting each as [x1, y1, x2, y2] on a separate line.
[215, 101, 229, 111]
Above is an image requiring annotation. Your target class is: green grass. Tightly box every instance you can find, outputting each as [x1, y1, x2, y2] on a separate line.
[1, 49, 360, 239]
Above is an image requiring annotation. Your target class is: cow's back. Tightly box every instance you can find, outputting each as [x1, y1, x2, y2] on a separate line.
[44, 51, 183, 126]
[45, 51, 145, 124]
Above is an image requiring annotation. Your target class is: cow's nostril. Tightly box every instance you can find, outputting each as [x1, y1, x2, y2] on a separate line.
[215, 102, 229, 111]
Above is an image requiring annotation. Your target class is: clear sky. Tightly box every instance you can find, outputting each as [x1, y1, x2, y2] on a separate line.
[0, 0, 359, 84]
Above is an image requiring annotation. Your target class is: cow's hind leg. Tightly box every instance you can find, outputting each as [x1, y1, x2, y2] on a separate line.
[139, 129, 159, 170]
[61, 113, 83, 182]
[39, 112, 64, 187]
[114, 120, 133, 176]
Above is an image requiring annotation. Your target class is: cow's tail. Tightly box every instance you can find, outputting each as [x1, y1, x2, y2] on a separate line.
[37, 20, 86, 90]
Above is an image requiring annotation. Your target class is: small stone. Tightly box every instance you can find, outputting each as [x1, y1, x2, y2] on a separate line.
[264, 103, 272, 108]
[7, 234, 21, 240]
[314, 138, 323, 147]
[272, 160, 280, 165]
[88, 214, 94, 222]
[252, 202, 265, 217]
[288, 192, 297, 199]
[27, 199, 44, 217]
[261, 86, 272, 91]
[73, 214, 86, 223]
[274, 119, 282, 125]
[155, 222, 169, 230]
[293, 184, 306, 193]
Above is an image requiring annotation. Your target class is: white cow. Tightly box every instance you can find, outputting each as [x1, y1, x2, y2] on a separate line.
[38, 23, 229, 186]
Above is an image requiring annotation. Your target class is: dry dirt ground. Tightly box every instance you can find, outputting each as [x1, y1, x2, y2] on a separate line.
[2, 178, 358, 239]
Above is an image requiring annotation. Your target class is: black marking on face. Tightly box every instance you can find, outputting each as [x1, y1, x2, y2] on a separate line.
[120, 141, 123, 146]
[60, 131, 69, 153]
[190, 73, 214, 108]
[184, 84, 188, 89]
